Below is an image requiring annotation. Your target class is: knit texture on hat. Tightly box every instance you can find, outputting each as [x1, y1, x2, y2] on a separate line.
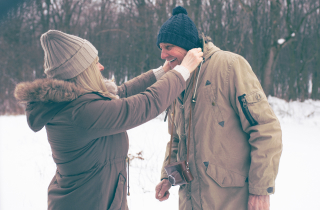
[40, 30, 98, 80]
[157, 6, 199, 51]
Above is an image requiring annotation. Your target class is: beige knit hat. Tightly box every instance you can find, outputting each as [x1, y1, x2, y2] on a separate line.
[40, 30, 98, 80]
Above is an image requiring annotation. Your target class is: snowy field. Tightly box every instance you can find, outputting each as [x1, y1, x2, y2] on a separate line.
[0, 96, 320, 210]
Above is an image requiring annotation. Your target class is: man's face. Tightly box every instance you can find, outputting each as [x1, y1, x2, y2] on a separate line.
[159, 43, 187, 69]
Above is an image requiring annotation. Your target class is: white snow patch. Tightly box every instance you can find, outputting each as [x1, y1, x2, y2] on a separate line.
[278, 38, 285, 45]
[1, 97, 320, 209]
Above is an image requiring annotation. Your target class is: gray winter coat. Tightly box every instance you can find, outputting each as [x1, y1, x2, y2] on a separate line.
[14, 70, 186, 210]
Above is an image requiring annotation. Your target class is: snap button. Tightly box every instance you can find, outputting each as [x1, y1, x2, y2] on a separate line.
[255, 93, 262, 100]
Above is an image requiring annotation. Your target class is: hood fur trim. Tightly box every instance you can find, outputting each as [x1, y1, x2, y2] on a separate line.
[14, 79, 87, 103]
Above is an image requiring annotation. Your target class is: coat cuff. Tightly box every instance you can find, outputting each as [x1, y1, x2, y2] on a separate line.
[153, 66, 166, 80]
[160, 172, 169, 181]
[153, 65, 190, 81]
[249, 186, 275, 195]
[173, 65, 190, 81]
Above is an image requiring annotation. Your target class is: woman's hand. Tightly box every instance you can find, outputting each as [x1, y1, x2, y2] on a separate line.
[180, 48, 203, 73]
[163, 60, 171, 73]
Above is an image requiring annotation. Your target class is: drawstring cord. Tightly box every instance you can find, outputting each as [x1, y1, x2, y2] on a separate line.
[126, 157, 130, 196]
[192, 59, 204, 103]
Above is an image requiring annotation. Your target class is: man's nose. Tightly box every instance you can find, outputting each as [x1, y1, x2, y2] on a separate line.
[161, 51, 169, 60]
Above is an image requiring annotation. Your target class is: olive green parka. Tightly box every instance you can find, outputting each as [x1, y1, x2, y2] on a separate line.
[15, 69, 186, 210]
[160, 38, 282, 210]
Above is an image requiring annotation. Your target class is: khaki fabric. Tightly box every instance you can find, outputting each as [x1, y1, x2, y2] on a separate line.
[160, 39, 282, 210]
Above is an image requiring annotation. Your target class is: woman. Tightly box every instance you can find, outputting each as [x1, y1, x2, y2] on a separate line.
[14, 30, 202, 209]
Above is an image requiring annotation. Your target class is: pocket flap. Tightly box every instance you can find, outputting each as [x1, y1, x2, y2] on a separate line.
[245, 91, 266, 104]
[108, 173, 126, 210]
[206, 163, 246, 187]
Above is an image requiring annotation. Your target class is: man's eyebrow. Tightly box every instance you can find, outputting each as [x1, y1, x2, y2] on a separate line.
[159, 44, 173, 50]
[163, 44, 173, 48]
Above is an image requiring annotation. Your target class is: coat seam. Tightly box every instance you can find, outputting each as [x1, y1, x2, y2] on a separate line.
[191, 102, 203, 210]
[226, 53, 239, 90]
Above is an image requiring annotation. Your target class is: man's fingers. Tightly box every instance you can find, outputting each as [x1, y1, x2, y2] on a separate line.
[158, 183, 169, 198]
[155, 180, 171, 201]
[155, 183, 162, 199]
[248, 194, 270, 210]
[158, 191, 170, 202]
[155, 181, 166, 199]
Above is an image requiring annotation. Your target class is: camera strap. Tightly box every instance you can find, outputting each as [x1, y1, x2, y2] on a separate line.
[167, 66, 199, 168]
[168, 99, 176, 165]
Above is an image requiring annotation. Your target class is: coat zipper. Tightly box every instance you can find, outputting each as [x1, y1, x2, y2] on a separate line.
[238, 94, 258, 126]
[177, 97, 184, 109]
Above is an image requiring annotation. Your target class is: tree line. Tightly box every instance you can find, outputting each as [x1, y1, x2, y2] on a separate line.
[0, 0, 319, 114]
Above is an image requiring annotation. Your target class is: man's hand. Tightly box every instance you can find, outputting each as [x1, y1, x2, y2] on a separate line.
[248, 194, 270, 210]
[155, 179, 171, 202]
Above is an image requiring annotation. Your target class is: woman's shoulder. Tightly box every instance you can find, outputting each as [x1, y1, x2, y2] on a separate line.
[77, 92, 113, 101]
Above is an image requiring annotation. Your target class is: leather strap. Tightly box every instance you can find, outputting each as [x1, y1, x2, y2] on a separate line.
[167, 67, 199, 167]
[168, 99, 176, 165]
[187, 68, 198, 167]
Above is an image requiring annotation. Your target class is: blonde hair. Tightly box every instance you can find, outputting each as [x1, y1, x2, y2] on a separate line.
[67, 57, 117, 99]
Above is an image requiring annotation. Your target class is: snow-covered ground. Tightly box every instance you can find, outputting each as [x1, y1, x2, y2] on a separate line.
[0, 97, 320, 210]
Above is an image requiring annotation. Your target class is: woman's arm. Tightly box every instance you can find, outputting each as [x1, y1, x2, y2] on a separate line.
[117, 60, 171, 98]
[74, 70, 187, 139]
[74, 48, 203, 139]
[117, 70, 157, 98]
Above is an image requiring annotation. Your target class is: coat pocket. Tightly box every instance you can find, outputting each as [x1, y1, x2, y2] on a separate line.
[205, 163, 246, 188]
[239, 90, 275, 125]
[108, 173, 126, 210]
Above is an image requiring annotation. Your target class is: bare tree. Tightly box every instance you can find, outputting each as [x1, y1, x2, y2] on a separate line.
[1, 0, 320, 114]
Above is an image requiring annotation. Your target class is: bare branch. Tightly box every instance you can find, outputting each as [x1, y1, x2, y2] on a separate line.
[235, 0, 253, 16]
[297, 5, 320, 32]
[285, 0, 293, 34]
[96, 29, 130, 36]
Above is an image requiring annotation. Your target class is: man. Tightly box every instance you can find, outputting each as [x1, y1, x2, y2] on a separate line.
[155, 6, 282, 210]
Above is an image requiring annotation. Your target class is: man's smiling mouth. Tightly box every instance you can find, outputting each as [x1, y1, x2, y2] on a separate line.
[169, 58, 177, 62]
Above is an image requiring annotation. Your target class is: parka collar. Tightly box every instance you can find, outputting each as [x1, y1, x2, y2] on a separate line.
[200, 35, 221, 61]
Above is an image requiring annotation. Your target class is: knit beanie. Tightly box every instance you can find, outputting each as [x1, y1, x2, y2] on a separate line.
[157, 6, 199, 51]
[40, 30, 98, 80]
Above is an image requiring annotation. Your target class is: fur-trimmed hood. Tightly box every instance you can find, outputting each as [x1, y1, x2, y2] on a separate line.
[14, 78, 118, 132]
[14, 78, 118, 103]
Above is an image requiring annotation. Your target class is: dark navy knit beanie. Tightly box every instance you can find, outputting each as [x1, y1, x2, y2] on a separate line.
[157, 6, 199, 51]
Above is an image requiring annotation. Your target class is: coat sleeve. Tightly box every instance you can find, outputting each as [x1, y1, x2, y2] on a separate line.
[228, 55, 282, 195]
[117, 70, 157, 98]
[160, 105, 180, 180]
[72, 70, 185, 140]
